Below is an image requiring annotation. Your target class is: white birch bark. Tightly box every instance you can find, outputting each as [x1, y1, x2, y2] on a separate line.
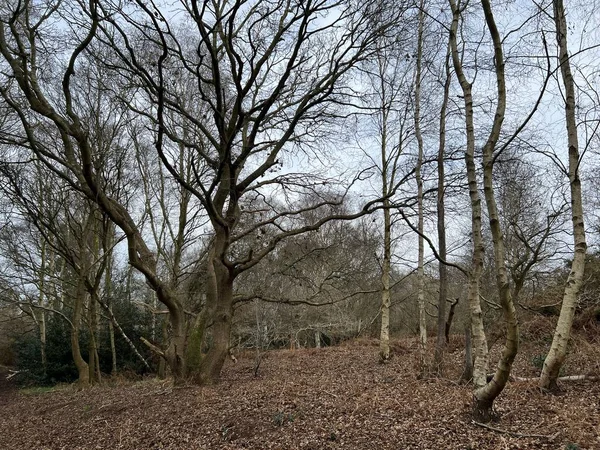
[540, 0, 587, 391]
[473, 0, 519, 420]
[414, 0, 428, 363]
[448, 0, 488, 388]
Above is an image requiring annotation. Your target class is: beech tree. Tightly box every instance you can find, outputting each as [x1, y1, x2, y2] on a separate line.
[93, 0, 410, 383]
[0, 0, 193, 379]
[0, 0, 406, 383]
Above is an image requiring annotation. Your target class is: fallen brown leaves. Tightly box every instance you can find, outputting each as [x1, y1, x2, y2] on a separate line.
[1, 339, 599, 450]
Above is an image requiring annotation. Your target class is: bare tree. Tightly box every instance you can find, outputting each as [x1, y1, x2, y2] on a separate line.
[433, 37, 453, 372]
[0, 0, 202, 380]
[413, 0, 427, 368]
[540, 0, 588, 391]
[363, 31, 416, 362]
[448, 0, 489, 389]
[96, 0, 406, 383]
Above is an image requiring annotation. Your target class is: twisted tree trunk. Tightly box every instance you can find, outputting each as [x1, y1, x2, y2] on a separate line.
[472, 0, 519, 421]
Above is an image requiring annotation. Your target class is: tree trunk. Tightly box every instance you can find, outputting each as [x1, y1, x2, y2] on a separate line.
[196, 281, 233, 384]
[38, 237, 48, 376]
[414, 0, 427, 372]
[380, 198, 392, 361]
[72, 277, 89, 387]
[158, 319, 168, 378]
[445, 298, 459, 343]
[449, 0, 489, 388]
[193, 235, 235, 384]
[105, 248, 117, 375]
[434, 37, 452, 373]
[377, 54, 392, 362]
[461, 324, 473, 383]
[108, 308, 117, 374]
[540, 0, 587, 391]
[88, 293, 98, 384]
[472, 0, 519, 421]
[40, 311, 47, 377]
[165, 306, 187, 382]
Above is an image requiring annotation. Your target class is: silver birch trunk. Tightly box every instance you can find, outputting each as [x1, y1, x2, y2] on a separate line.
[380, 197, 392, 361]
[108, 308, 117, 374]
[540, 0, 587, 391]
[377, 47, 393, 362]
[473, 0, 519, 421]
[449, 0, 489, 388]
[414, 0, 427, 364]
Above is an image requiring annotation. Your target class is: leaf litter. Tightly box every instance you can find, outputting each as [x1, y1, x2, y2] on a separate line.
[0, 338, 598, 449]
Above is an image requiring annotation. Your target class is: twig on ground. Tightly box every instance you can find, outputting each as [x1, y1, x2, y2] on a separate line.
[320, 389, 338, 399]
[6, 369, 28, 380]
[143, 388, 173, 396]
[511, 374, 598, 382]
[472, 420, 560, 440]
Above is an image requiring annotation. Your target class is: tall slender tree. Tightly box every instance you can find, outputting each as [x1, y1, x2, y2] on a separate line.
[540, 0, 587, 391]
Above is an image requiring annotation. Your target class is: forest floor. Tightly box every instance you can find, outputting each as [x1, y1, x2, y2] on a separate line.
[1, 333, 599, 450]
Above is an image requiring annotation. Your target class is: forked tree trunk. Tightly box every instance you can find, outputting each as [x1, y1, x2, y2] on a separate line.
[449, 0, 489, 388]
[193, 234, 235, 384]
[196, 278, 234, 384]
[448, 0, 520, 420]
[540, 0, 587, 391]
